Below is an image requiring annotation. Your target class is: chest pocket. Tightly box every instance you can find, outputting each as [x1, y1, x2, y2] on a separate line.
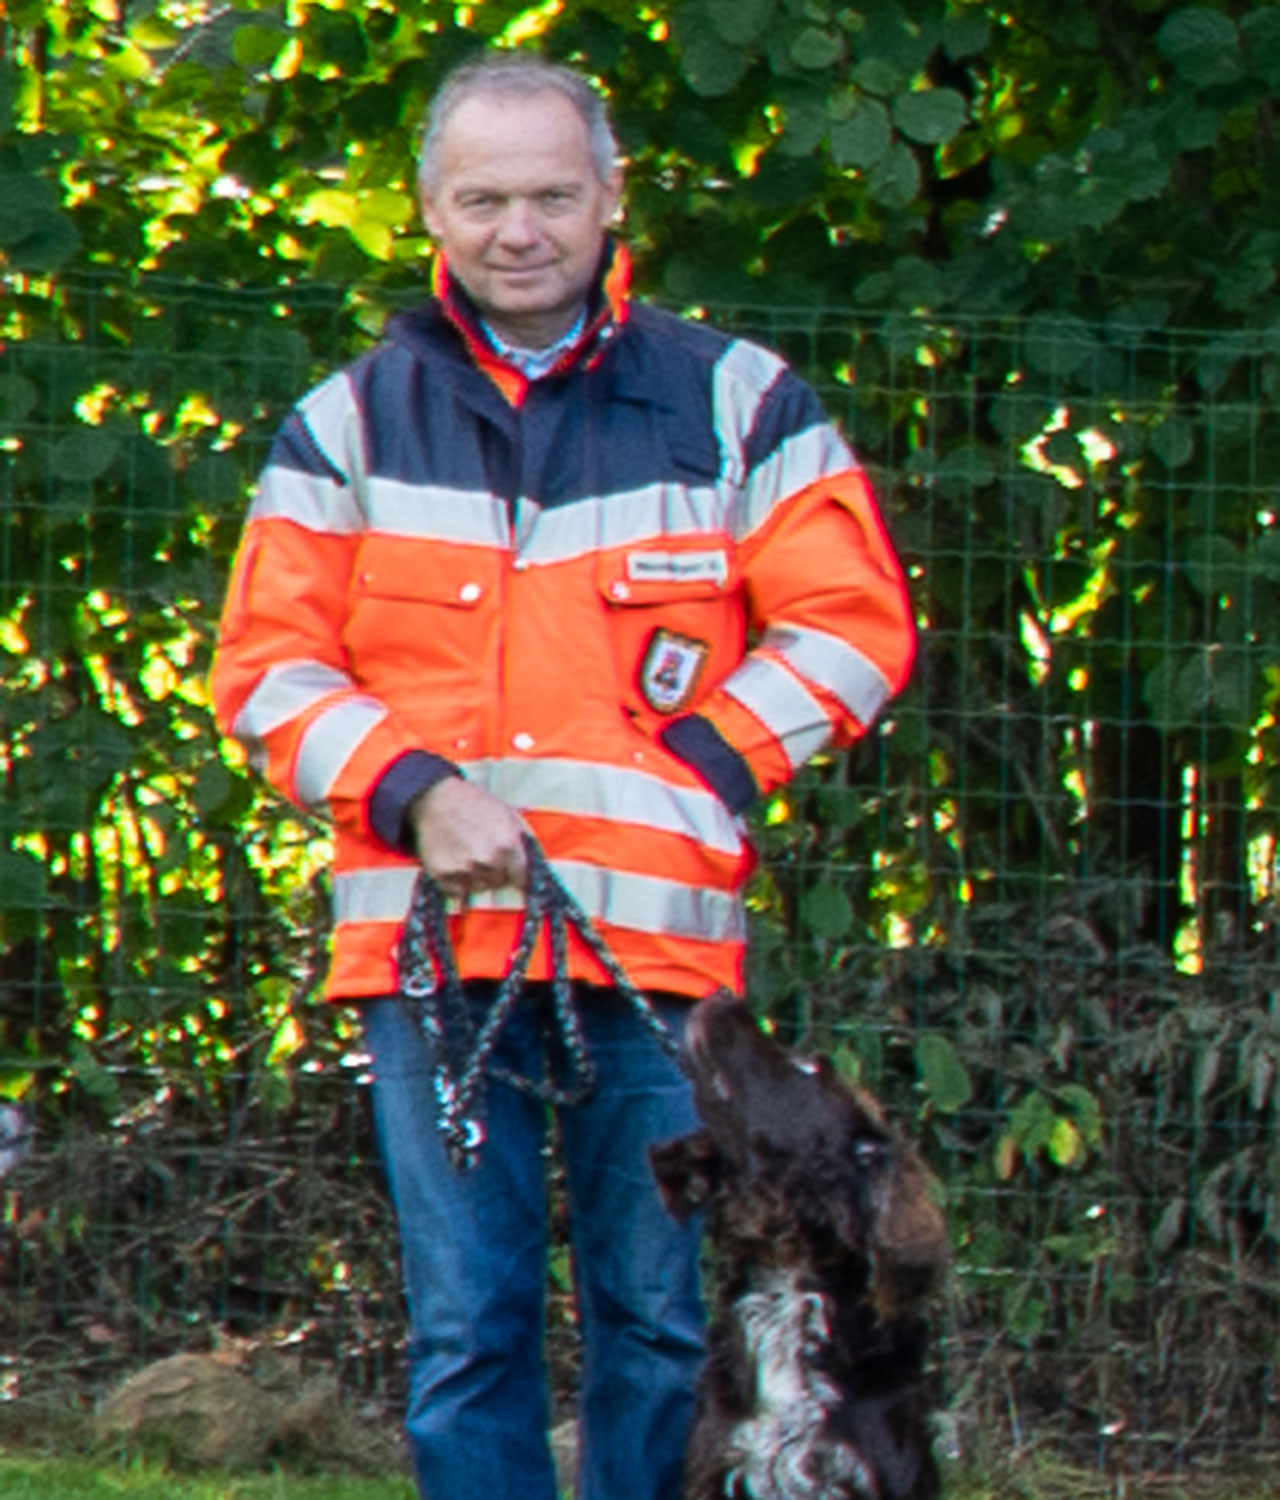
[346, 535, 498, 676]
[598, 539, 744, 729]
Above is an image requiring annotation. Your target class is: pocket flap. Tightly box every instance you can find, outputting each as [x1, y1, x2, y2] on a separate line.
[354, 537, 494, 607]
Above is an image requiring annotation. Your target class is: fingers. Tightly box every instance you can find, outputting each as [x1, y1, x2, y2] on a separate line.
[433, 839, 527, 899]
[410, 778, 530, 897]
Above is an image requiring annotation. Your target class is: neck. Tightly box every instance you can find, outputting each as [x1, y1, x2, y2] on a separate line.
[482, 304, 588, 352]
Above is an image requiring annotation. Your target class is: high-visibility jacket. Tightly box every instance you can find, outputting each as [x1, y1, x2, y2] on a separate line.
[209, 247, 915, 1002]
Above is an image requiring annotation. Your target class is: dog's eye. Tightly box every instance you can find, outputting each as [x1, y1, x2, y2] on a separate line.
[853, 1139, 884, 1163]
[792, 1057, 821, 1076]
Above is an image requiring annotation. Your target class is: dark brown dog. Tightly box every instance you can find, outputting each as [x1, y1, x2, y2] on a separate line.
[651, 992, 947, 1500]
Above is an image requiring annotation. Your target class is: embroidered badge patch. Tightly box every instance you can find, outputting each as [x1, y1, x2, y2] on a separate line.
[639, 629, 710, 715]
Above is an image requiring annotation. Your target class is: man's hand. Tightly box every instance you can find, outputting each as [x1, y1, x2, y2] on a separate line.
[408, 777, 528, 897]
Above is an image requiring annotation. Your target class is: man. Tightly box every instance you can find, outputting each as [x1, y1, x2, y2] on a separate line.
[210, 51, 915, 1500]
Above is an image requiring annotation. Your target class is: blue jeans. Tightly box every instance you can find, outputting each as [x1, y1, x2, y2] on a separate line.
[360, 985, 706, 1500]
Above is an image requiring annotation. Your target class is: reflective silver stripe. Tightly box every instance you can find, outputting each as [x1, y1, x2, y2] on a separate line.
[472, 862, 746, 941]
[739, 423, 856, 539]
[334, 866, 417, 924]
[233, 660, 353, 747]
[364, 477, 510, 545]
[293, 695, 388, 810]
[248, 463, 363, 534]
[713, 339, 786, 487]
[721, 655, 832, 770]
[764, 624, 891, 727]
[459, 757, 743, 855]
[299, 372, 367, 489]
[331, 862, 745, 943]
[519, 482, 730, 566]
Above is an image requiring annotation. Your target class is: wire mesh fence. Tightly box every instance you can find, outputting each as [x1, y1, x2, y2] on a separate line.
[2, 272, 1278, 1479]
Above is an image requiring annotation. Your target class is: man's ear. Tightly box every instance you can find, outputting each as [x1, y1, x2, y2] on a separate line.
[419, 189, 442, 241]
[601, 165, 623, 228]
[649, 1130, 722, 1221]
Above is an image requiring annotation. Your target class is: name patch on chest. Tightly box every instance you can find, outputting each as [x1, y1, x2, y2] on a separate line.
[626, 549, 729, 586]
[640, 629, 710, 715]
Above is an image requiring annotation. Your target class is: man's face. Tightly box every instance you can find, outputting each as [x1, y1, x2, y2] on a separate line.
[421, 89, 622, 350]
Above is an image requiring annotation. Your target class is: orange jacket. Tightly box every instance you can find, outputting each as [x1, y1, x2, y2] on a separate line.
[210, 249, 915, 1001]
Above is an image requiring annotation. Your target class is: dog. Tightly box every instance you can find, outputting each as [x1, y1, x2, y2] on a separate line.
[651, 992, 947, 1500]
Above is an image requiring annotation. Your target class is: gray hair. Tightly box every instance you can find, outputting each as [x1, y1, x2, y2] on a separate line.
[418, 53, 620, 196]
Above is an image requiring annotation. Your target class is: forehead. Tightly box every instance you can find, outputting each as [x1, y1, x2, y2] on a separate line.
[435, 90, 599, 189]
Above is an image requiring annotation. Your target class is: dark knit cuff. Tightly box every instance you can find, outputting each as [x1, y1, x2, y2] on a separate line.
[368, 750, 462, 855]
[659, 714, 758, 817]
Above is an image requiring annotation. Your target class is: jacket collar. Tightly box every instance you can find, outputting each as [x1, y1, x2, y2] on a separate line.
[430, 238, 631, 404]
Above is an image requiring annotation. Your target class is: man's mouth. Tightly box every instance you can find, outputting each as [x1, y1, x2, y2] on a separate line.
[492, 263, 556, 277]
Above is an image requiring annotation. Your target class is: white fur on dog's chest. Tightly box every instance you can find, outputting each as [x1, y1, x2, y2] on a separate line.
[723, 1268, 879, 1499]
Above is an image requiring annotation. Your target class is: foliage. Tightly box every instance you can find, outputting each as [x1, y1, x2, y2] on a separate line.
[2, 0, 1280, 1461]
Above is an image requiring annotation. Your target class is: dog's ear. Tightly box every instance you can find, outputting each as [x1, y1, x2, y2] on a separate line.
[869, 1143, 948, 1315]
[649, 1129, 723, 1220]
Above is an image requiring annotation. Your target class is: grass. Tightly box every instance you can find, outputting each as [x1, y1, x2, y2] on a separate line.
[3, 1452, 1280, 1500]
[0, 1455, 416, 1499]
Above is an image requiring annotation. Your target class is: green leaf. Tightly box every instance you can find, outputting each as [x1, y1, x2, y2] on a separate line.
[867, 140, 920, 208]
[0, 59, 15, 134]
[1055, 1083, 1103, 1146]
[801, 881, 854, 940]
[790, 27, 842, 71]
[1149, 415, 1195, 468]
[680, 35, 753, 97]
[0, 848, 46, 907]
[306, 10, 369, 70]
[777, 97, 829, 157]
[1243, 9, 1280, 87]
[1185, 535, 1241, 598]
[849, 58, 905, 97]
[1008, 1089, 1056, 1153]
[1047, 1116, 1082, 1168]
[706, 0, 775, 47]
[182, 453, 244, 508]
[829, 97, 892, 169]
[892, 88, 967, 146]
[1210, 652, 1253, 726]
[1196, 333, 1250, 396]
[933, 441, 996, 497]
[915, 1034, 973, 1113]
[1024, 312, 1098, 379]
[0, 172, 70, 244]
[1251, 531, 1280, 583]
[941, 12, 989, 60]
[232, 23, 289, 70]
[1143, 652, 1211, 730]
[68, 1041, 122, 1115]
[50, 429, 121, 482]
[0, 372, 38, 426]
[2, 209, 80, 271]
[1154, 1197, 1187, 1254]
[1157, 8, 1241, 88]
[859, 2, 935, 74]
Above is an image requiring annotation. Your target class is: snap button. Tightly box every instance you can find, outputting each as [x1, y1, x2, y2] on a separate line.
[610, 581, 631, 601]
[512, 732, 535, 751]
[458, 582, 482, 603]
[513, 557, 530, 572]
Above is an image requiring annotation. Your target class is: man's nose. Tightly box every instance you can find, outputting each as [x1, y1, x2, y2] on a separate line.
[495, 198, 540, 248]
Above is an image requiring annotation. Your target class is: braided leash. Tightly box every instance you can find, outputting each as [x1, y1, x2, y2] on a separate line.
[397, 835, 682, 1170]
